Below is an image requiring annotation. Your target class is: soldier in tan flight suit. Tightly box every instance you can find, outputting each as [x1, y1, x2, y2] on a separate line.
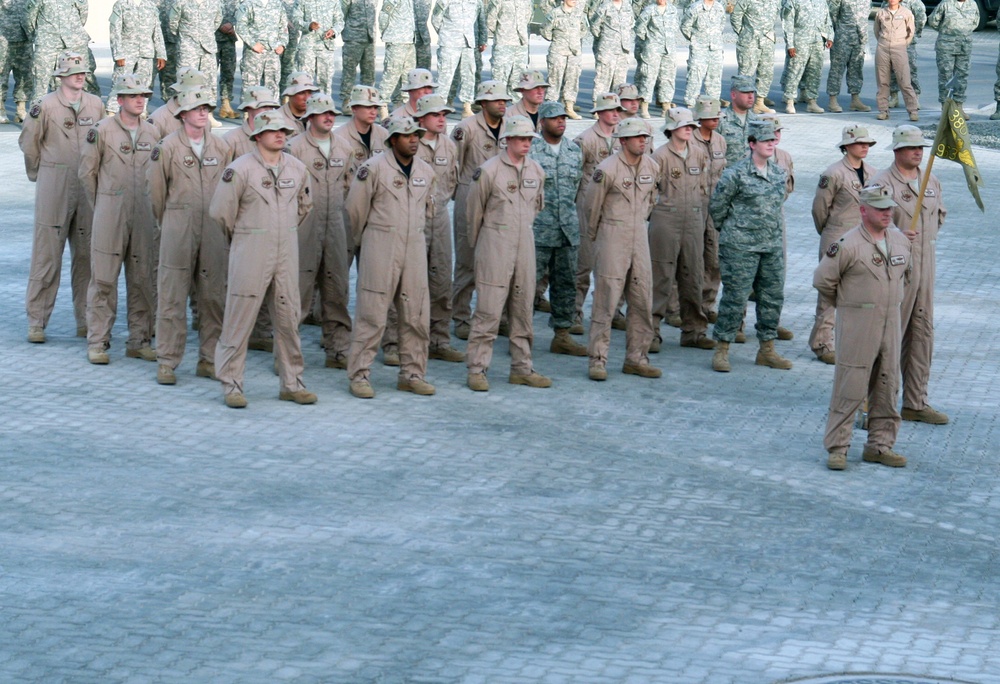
[584, 117, 662, 382]
[19, 52, 103, 344]
[814, 185, 911, 471]
[808, 123, 877, 365]
[148, 67, 211, 140]
[508, 70, 549, 130]
[692, 96, 726, 322]
[872, 125, 949, 425]
[209, 111, 316, 409]
[465, 116, 552, 392]
[287, 93, 356, 370]
[222, 86, 281, 159]
[335, 84, 389, 180]
[345, 116, 437, 399]
[80, 74, 160, 366]
[387, 68, 437, 122]
[149, 88, 232, 385]
[279, 70, 320, 136]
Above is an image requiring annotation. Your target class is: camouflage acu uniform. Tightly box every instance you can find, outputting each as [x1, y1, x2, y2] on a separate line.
[293, 0, 344, 95]
[780, 0, 833, 102]
[680, 0, 726, 106]
[156, 0, 179, 100]
[379, 0, 417, 106]
[169, 0, 222, 101]
[730, 0, 780, 99]
[24, 0, 100, 102]
[927, 0, 979, 104]
[217, 0, 238, 102]
[236, 0, 288, 93]
[542, 3, 587, 104]
[717, 106, 757, 165]
[529, 133, 584, 330]
[487, 0, 532, 95]
[888, 0, 924, 98]
[107, 0, 167, 113]
[590, 0, 635, 104]
[0, 0, 32, 112]
[635, 2, 679, 105]
[432, 0, 486, 105]
[413, 0, 432, 68]
[280, 0, 298, 89]
[340, 0, 377, 105]
[709, 155, 788, 343]
[826, 0, 869, 98]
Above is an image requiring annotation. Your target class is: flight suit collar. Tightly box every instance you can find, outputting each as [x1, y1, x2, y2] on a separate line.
[856, 224, 898, 280]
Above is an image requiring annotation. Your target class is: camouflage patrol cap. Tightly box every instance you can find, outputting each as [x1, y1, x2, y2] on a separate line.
[592, 92, 625, 113]
[414, 93, 455, 118]
[282, 71, 321, 97]
[474, 80, 511, 102]
[52, 52, 89, 78]
[838, 123, 877, 149]
[238, 86, 280, 111]
[113, 73, 154, 97]
[890, 124, 931, 150]
[515, 70, 550, 91]
[538, 101, 567, 119]
[348, 85, 385, 108]
[614, 83, 641, 101]
[613, 117, 652, 139]
[385, 115, 426, 138]
[694, 97, 721, 120]
[730, 74, 756, 93]
[250, 111, 296, 139]
[758, 113, 785, 131]
[171, 67, 210, 94]
[302, 92, 341, 118]
[747, 120, 777, 142]
[500, 116, 540, 139]
[859, 184, 897, 209]
[663, 107, 698, 132]
[402, 68, 438, 92]
[173, 88, 217, 117]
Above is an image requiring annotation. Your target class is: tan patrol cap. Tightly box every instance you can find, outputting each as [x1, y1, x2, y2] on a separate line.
[302, 92, 341, 118]
[282, 71, 321, 97]
[52, 52, 89, 78]
[515, 70, 550, 91]
[663, 107, 698, 132]
[348, 85, 385, 108]
[250, 111, 296, 138]
[474, 80, 511, 102]
[859, 184, 897, 208]
[238, 86, 280, 111]
[613, 117, 651, 138]
[890, 124, 932, 150]
[592, 92, 625, 113]
[173, 89, 217, 117]
[385, 115, 426, 138]
[500, 115, 540, 139]
[402, 68, 438, 91]
[414, 93, 454, 118]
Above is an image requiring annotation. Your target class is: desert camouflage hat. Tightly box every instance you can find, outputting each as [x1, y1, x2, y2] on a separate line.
[113, 73, 154, 96]
[302, 92, 341, 118]
[694, 97, 721, 120]
[614, 83, 641, 101]
[515, 70, 550, 91]
[282, 71, 321, 97]
[500, 115, 540, 139]
[414, 93, 454, 118]
[171, 67, 210, 94]
[838, 123, 877, 148]
[592, 92, 625, 113]
[385, 115, 426, 138]
[474, 80, 511, 102]
[402, 68, 438, 91]
[173, 88, 217, 117]
[758, 113, 785, 131]
[890, 124, 932, 150]
[859, 184, 897, 208]
[538, 101, 567, 119]
[250, 111, 296, 138]
[238, 86, 280, 111]
[613, 117, 651, 138]
[730, 74, 756, 93]
[663, 107, 698, 132]
[52, 52, 89, 77]
[348, 85, 385, 108]
[748, 120, 777, 142]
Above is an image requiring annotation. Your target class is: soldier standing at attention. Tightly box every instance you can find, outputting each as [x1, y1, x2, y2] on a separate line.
[19, 52, 103, 344]
[280, 71, 320, 136]
[887, 0, 925, 111]
[873, 0, 918, 121]
[808, 123, 876, 365]
[432, 0, 487, 117]
[927, 0, 979, 120]
[148, 89, 232, 385]
[815, 185, 911, 471]
[541, 0, 587, 119]
[872, 125, 949, 426]
[80, 74, 160, 366]
[389, 68, 437, 121]
[718, 74, 758, 166]
[780, 0, 833, 115]
[292, 0, 344, 97]
[692, 96, 726, 323]
[210, 111, 315, 409]
[414, 0, 433, 69]
[279, 0, 299, 90]
[730, 0, 780, 114]
[236, 0, 288, 95]
[634, 0, 679, 118]
[216, 0, 239, 119]
[826, 0, 871, 113]
[222, 86, 280, 159]
[345, 116, 437, 399]
[509, 70, 550, 129]
[335, 85, 389, 180]
[709, 120, 791, 373]
[340, 0, 378, 112]
[680, 0, 727, 107]
[155, 0, 178, 101]
[106, 0, 167, 116]
[487, 0, 533, 96]
[464, 116, 551, 392]
[1, 0, 34, 123]
[378, 0, 417, 116]
[148, 67, 211, 141]
[583, 117, 661, 382]
[529, 101, 588, 357]
[589, 0, 634, 112]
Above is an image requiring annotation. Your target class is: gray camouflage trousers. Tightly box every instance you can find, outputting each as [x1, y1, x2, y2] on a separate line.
[782, 39, 825, 101]
[934, 34, 970, 103]
[158, 39, 179, 101]
[218, 39, 237, 101]
[241, 48, 281, 94]
[593, 43, 631, 103]
[684, 44, 723, 105]
[637, 50, 676, 104]
[281, 31, 299, 89]
[381, 43, 416, 106]
[491, 44, 528, 95]
[712, 244, 784, 343]
[180, 45, 219, 100]
[536, 241, 578, 330]
[107, 56, 157, 113]
[415, 34, 432, 69]
[546, 51, 582, 103]
[827, 31, 865, 97]
[297, 45, 337, 95]
[438, 44, 476, 104]
[0, 37, 31, 105]
[340, 40, 376, 104]
[736, 34, 776, 100]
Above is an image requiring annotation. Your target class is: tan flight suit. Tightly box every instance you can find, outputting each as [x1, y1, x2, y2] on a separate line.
[79, 115, 160, 353]
[209, 149, 313, 398]
[808, 156, 876, 356]
[147, 128, 232, 369]
[508, 99, 541, 131]
[873, 163, 946, 412]
[334, 118, 388, 179]
[573, 123, 621, 321]
[287, 130, 355, 359]
[279, 102, 307, 135]
[222, 121, 256, 159]
[584, 151, 660, 369]
[692, 127, 727, 316]
[874, 6, 918, 115]
[450, 111, 505, 328]
[148, 98, 184, 140]
[649, 140, 710, 342]
[345, 151, 435, 383]
[814, 225, 910, 454]
[464, 152, 545, 376]
[18, 90, 104, 334]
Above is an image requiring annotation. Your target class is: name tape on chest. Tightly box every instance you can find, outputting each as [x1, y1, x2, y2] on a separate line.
[412, 177, 427, 187]
[277, 178, 295, 189]
[890, 254, 906, 266]
[523, 178, 538, 189]
[434, 156, 448, 166]
[136, 142, 151, 152]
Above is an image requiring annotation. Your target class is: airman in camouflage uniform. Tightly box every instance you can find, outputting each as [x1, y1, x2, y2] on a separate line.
[414, 0, 433, 68]
[634, 0, 679, 115]
[680, 0, 726, 107]
[293, 0, 345, 95]
[24, 0, 100, 102]
[216, 0, 238, 117]
[541, 0, 587, 118]
[340, 0, 377, 109]
[432, 0, 487, 114]
[780, 0, 833, 114]
[886, 0, 925, 106]
[379, 0, 417, 108]
[730, 0, 780, 113]
[169, 0, 223, 102]
[0, 0, 32, 123]
[826, 0, 871, 112]
[717, 74, 758, 165]
[236, 0, 288, 94]
[107, 0, 167, 115]
[590, 0, 635, 109]
[487, 0, 533, 96]
[927, 0, 979, 111]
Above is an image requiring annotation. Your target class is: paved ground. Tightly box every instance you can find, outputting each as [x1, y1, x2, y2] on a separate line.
[3, 31, 1000, 684]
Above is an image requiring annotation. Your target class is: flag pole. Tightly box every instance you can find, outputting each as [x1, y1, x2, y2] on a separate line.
[909, 94, 951, 234]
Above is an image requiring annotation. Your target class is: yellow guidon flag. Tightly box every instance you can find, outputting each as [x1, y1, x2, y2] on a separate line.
[931, 98, 985, 212]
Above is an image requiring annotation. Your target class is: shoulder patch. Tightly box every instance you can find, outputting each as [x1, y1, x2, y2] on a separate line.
[826, 242, 840, 258]
[818, 175, 830, 189]
[29, 104, 41, 119]
[472, 167, 482, 181]
[222, 168, 234, 183]
[86, 128, 97, 143]
[593, 169, 605, 183]
[453, 127, 465, 141]
[357, 165, 369, 181]
[151, 147, 161, 162]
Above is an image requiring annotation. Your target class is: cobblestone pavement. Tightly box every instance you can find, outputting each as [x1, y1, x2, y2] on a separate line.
[3, 94, 1000, 684]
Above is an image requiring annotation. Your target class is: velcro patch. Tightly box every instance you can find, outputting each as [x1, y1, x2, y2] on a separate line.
[203, 157, 218, 166]
[222, 168, 234, 182]
[826, 242, 840, 258]
[890, 254, 906, 266]
[151, 147, 161, 161]
[29, 104, 41, 118]
[472, 167, 482, 181]
[86, 128, 97, 143]
[277, 178, 295, 189]
[592, 169, 604, 183]
[523, 178, 538, 188]
[357, 166, 369, 180]
[818, 175, 830, 189]
[453, 127, 465, 141]
[413, 177, 427, 186]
